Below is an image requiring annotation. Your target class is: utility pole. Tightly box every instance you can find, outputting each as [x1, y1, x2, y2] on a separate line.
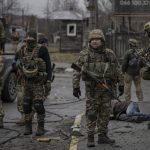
[87, 0, 98, 30]
[22, 9, 24, 27]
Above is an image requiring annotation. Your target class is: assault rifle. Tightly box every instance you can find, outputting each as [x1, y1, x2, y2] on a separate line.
[51, 63, 55, 82]
[71, 63, 121, 102]
[133, 49, 150, 68]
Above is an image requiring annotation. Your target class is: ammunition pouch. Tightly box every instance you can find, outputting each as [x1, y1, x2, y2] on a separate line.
[38, 72, 47, 83]
[140, 67, 150, 80]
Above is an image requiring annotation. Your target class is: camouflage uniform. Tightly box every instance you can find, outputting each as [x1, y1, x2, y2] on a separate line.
[73, 29, 123, 147]
[140, 22, 150, 80]
[122, 39, 144, 102]
[143, 22, 150, 129]
[0, 20, 5, 53]
[0, 55, 4, 128]
[0, 22, 4, 128]
[0, 21, 5, 54]
[13, 44, 26, 125]
[11, 27, 19, 52]
[17, 30, 51, 136]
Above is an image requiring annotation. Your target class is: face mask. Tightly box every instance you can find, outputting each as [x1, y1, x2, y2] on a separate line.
[27, 40, 36, 51]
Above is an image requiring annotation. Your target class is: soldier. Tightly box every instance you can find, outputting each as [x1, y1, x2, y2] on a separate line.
[11, 27, 19, 52]
[143, 22, 150, 129]
[16, 30, 52, 136]
[122, 39, 144, 102]
[0, 52, 4, 128]
[0, 20, 5, 53]
[72, 29, 124, 147]
[0, 20, 4, 128]
[12, 41, 26, 126]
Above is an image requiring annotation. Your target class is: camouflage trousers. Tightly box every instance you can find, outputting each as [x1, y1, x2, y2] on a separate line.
[0, 81, 4, 118]
[23, 82, 45, 122]
[86, 89, 111, 136]
[17, 84, 24, 114]
[124, 73, 143, 102]
[0, 99, 4, 118]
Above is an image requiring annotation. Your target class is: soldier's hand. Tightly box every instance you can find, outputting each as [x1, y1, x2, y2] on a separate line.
[73, 88, 81, 99]
[118, 85, 124, 96]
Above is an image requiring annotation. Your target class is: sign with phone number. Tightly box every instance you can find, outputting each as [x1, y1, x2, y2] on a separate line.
[114, 0, 150, 14]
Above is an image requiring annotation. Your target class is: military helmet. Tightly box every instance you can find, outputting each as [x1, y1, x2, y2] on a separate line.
[128, 39, 138, 47]
[88, 29, 105, 42]
[144, 22, 150, 32]
[27, 29, 37, 41]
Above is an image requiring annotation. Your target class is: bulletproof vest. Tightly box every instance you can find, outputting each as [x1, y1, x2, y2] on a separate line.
[82, 48, 118, 81]
[128, 51, 140, 68]
[22, 46, 47, 80]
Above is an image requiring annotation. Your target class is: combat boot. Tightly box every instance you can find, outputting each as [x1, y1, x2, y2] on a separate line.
[0, 117, 4, 128]
[98, 134, 115, 144]
[16, 114, 25, 126]
[36, 121, 45, 136]
[24, 121, 32, 135]
[87, 134, 95, 147]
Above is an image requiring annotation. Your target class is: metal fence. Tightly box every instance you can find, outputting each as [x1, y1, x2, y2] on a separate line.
[105, 32, 149, 58]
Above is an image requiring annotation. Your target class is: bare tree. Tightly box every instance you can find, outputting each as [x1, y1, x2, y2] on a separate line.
[0, 0, 20, 16]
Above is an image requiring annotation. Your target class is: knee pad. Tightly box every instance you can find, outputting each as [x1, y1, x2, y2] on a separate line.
[23, 102, 32, 114]
[34, 102, 45, 114]
[87, 110, 97, 122]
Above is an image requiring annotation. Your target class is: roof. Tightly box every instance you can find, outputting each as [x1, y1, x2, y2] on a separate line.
[50, 10, 83, 21]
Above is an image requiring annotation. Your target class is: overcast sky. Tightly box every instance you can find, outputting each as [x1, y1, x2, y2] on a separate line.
[18, 0, 86, 17]
[19, 0, 47, 17]
[18, 0, 110, 18]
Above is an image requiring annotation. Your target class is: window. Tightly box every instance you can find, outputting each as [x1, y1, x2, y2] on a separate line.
[67, 23, 76, 37]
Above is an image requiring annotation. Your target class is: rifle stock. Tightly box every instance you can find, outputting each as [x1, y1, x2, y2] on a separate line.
[71, 63, 121, 102]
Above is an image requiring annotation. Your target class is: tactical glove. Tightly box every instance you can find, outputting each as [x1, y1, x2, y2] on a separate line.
[45, 80, 51, 96]
[73, 88, 81, 99]
[118, 85, 124, 96]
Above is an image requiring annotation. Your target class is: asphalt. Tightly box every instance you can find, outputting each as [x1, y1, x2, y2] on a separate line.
[1, 52, 150, 150]
[69, 79, 150, 150]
